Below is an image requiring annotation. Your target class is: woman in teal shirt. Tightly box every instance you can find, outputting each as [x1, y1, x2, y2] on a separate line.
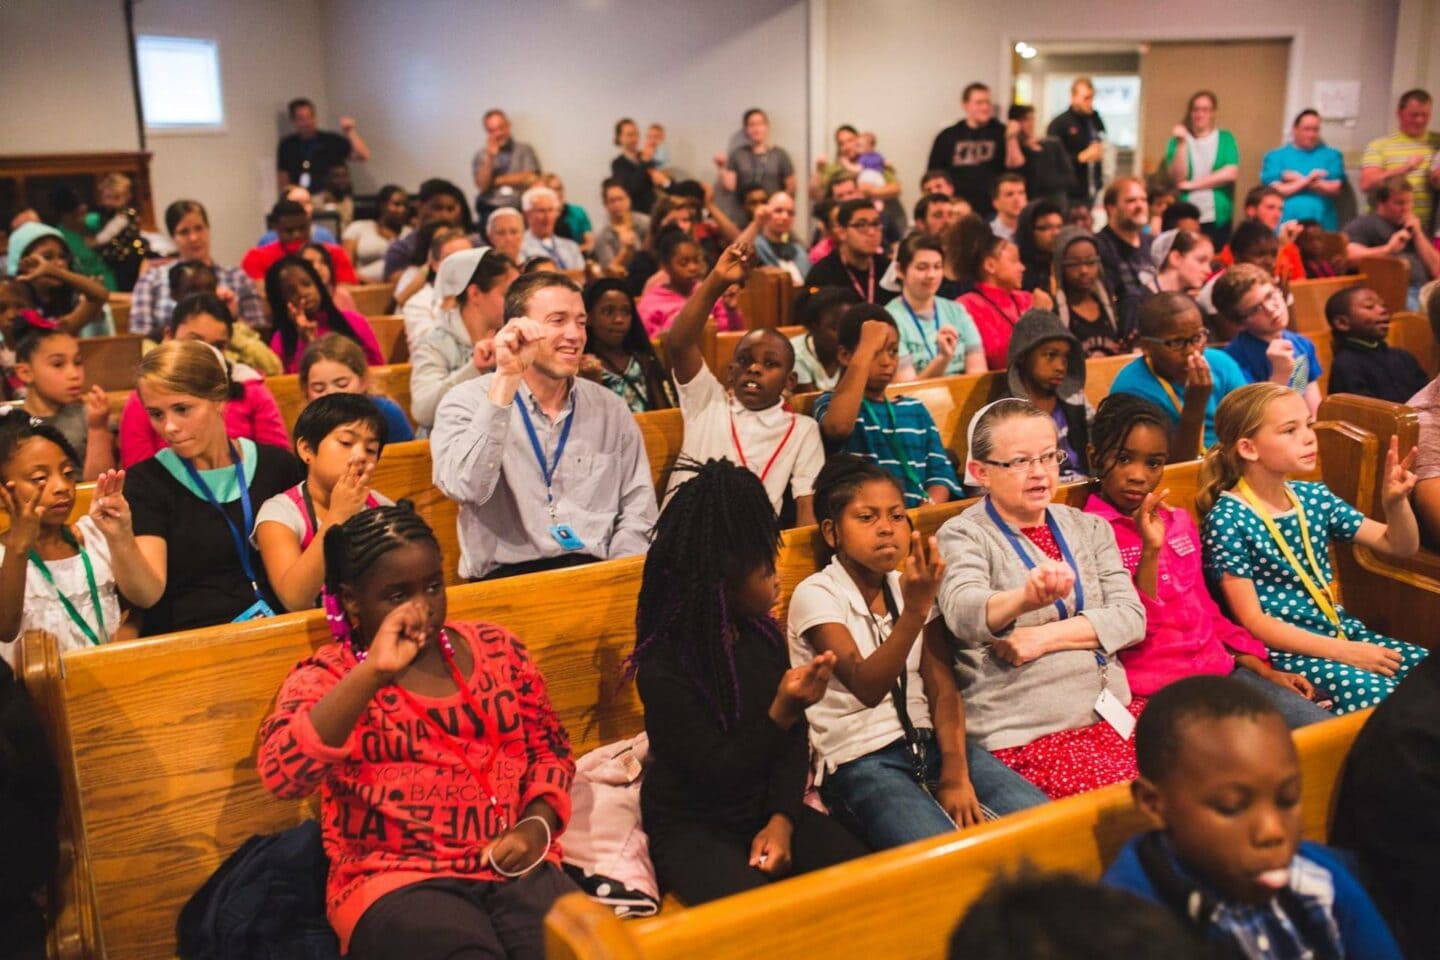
[1165, 91, 1240, 248]
[885, 233, 985, 380]
[1260, 109, 1347, 231]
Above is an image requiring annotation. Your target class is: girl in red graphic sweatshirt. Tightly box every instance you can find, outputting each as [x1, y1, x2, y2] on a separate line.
[258, 504, 576, 959]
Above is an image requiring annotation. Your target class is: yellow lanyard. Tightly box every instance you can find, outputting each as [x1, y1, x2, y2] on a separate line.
[1146, 356, 1203, 457]
[1234, 479, 1345, 639]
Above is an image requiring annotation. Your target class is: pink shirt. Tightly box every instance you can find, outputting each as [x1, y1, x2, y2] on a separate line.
[637, 284, 744, 337]
[958, 283, 1034, 371]
[1085, 494, 1268, 696]
[271, 310, 386, 373]
[118, 378, 291, 468]
[808, 236, 835, 263]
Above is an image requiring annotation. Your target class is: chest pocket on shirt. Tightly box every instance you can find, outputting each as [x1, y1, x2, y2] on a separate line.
[1166, 533, 1199, 590]
[563, 450, 622, 508]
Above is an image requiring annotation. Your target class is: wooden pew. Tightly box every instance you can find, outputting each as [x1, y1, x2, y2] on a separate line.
[544, 708, 1371, 960]
[365, 314, 408, 364]
[1388, 310, 1440, 376]
[1291, 275, 1363, 334]
[734, 267, 791, 331]
[1354, 255, 1410, 315]
[266, 363, 413, 435]
[78, 335, 144, 393]
[1316, 393, 1440, 647]
[107, 295, 130, 336]
[343, 281, 396, 317]
[21, 464, 1205, 960]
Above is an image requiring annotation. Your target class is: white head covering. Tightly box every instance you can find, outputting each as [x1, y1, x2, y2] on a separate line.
[435, 246, 493, 300]
[964, 397, 1031, 477]
[1150, 228, 1181, 270]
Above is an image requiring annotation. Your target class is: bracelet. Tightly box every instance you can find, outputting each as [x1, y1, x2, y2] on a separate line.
[487, 814, 552, 878]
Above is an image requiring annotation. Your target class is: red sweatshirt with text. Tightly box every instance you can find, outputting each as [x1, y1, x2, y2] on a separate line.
[258, 620, 574, 952]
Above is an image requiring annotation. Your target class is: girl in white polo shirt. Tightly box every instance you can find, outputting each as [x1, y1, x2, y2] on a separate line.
[786, 455, 1047, 850]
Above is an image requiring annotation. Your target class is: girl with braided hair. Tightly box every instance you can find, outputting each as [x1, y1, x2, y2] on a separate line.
[1082, 393, 1329, 727]
[631, 458, 867, 904]
[257, 504, 578, 958]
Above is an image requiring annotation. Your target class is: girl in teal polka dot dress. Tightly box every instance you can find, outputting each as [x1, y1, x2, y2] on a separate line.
[1199, 383, 1427, 715]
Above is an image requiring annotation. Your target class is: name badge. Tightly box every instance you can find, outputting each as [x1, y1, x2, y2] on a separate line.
[1094, 688, 1136, 741]
[233, 597, 276, 622]
[549, 523, 586, 552]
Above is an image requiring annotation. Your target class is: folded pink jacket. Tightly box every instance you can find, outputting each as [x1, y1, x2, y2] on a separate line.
[1085, 493, 1268, 696]
[119, 366, 290, 467]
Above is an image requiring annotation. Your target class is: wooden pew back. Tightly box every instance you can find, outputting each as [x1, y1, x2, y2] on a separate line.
[546, 709, 1371, 960]
[79, 335, 144, 393]
[343, 281, 396, 317]
[107, 296, 130, 336]
[366, 314, 408, 364]
[1354, 255, 1410, 316]
[1291, 275, 1363, 334]
[1388, 310, 1440, 376]
[711, 325, 805, 375]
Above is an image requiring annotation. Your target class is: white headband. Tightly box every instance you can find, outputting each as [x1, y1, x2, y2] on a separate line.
[964, 397, 1031, 467]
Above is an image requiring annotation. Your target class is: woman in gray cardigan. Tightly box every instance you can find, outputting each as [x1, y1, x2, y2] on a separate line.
[937, 398, 1145, 800]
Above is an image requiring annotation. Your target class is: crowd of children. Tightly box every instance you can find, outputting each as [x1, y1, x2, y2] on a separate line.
[5, 88, 1440, 960]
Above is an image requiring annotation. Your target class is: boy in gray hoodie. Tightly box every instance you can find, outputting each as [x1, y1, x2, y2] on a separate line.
[1003, 308, 1091, 483]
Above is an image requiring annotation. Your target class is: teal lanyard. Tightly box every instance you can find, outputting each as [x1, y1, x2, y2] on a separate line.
[28, 528, 105, 646]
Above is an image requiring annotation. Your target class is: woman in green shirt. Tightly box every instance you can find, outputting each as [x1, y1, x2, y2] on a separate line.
[1164, 91, 1240, 248]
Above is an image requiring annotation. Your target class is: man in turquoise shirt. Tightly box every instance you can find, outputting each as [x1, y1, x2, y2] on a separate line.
[1260, 110, 1347, 231]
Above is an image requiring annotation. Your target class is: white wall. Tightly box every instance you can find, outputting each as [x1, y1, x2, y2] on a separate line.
[0, 0, 138, 153]
[1393, 0, 1440, 101]
[824, 0, 1400, 212]
[318, 0, 810, 226]
[133, 0, 332, 264]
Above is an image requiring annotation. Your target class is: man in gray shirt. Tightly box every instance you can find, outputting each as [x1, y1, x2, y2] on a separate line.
[431, 272, 658, 580]
[1345, 174, 1440, 309]
[473, 108, 542, 219]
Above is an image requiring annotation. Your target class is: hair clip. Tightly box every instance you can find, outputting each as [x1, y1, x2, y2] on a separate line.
[20, 314, 59, 331]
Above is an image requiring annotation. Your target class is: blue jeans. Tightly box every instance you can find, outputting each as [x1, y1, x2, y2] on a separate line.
[1230, 666, 1333, 727]
[819, 731, 1049, 851]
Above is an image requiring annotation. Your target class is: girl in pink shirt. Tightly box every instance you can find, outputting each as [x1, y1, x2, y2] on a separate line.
[265, 256, 385, 372]
[1082, 393, 1330, 726]
[637, 229, 743, 336]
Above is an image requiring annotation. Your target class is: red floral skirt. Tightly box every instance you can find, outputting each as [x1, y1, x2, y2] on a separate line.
[989, 697, 1148, 800]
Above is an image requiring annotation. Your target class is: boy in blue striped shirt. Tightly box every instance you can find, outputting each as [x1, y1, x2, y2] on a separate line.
[814, 305, 962, 506]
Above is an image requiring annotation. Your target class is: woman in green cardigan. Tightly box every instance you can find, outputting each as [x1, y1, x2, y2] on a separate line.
[1165, 91, 1240, 248]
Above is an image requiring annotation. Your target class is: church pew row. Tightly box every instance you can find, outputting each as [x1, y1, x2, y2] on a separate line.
[365, 314, 409, 364]
[1353, 256, 1410, 317]
[1317, 393, 1440, 644]
[28, 426, 1412, 960]
[342, 280, 397, 318]
[21, 464, 1206, 960]
[543, 708, 1372, 960]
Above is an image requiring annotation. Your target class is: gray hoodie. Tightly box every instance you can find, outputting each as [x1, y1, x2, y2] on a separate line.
[1003, 308, 1091, 479]
[409, 306, 480, 432]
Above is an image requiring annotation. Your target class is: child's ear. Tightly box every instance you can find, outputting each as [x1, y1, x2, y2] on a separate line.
[820, 517, 838, 550]
[1085, 443, 1098, 470]
[14, 361, 32, 384]
[1330, 316, 1350, 333]
[296, 437, 316, 465]
[1131, 776, 1169, 830]
[337, 583, 362, 628]
[784, 369, 798, 394]
[1236, 436, 1260, 463]
[836, 345, 854, 368]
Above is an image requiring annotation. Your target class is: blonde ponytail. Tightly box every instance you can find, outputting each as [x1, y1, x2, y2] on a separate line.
[1195, 382, 1292, 516]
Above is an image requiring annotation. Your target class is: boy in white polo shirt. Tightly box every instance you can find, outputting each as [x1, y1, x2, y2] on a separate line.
[664, 241, 823, 526]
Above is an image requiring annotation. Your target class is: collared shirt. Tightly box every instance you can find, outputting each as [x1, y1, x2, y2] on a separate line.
[430, 373, 658, 580]
[519, 231, 584, 271]
[790, 332, 839, 390]
[667, 365, 823, 513]
[1085, 494, 1267, 696]
[787, 556, 934, 779]
[812, 392, 961, 506]
[1109, 348, 1251, 449]
[130, 262, 266, 339]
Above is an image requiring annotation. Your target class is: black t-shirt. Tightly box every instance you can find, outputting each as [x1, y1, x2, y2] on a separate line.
[126, 444, 304, 636]
[1047, 107, 1107, 198]
[926, 119, 1007, 216]
[611, 154, 658, 219]
[805, 250, 897, 306]
[1023, 139, 1076, 208]
[276, 131, 353, 187]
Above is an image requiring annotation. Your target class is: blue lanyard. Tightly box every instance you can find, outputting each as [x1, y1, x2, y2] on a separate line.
[515, 394, 575, 507]
[180, 445, 261, 597]
[983, 497, 1085, 619]
[900, 296, 940, 362]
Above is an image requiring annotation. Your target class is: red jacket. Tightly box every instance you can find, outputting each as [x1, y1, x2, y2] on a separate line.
[241, 240, 357, 284]
[257, 620, 574, 952]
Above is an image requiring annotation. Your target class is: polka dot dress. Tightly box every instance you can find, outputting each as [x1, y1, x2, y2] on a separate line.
[990, 697, 1147, 800]
[1202, 481, 1428, 714]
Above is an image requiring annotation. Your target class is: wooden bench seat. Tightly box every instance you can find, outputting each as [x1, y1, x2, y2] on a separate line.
[544, 708, 1372, 960]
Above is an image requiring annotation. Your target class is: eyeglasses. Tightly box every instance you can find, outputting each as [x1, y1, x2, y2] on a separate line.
[847, 219, 882, 230]
[1239, 287, 1285, 321]
[982, 450, 1068, 472]
[1141, 330, 1208, 352]
[1061, 257, 1101, 268]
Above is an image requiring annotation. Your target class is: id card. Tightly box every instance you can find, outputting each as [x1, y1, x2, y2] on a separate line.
[549, 523, 586, 552]
[1094, 689, 1136, 740]
[233, 598, 276, 622]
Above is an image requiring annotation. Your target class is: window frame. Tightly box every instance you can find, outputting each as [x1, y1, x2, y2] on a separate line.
[135, 34, 227, 134]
